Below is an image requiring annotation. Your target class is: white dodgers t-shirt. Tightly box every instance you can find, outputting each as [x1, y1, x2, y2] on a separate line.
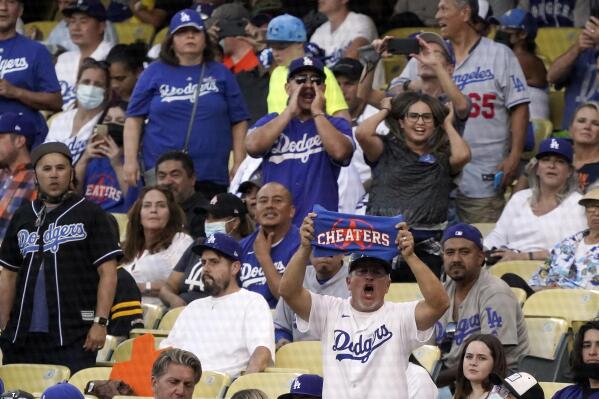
[297, 293, 432, 398]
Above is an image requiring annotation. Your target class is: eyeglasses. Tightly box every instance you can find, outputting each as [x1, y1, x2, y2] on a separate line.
[352, 267, 388, 278]
[404, 112, 434, 124]
[292, 75, 324, 86]
[80, 57, 110, 71]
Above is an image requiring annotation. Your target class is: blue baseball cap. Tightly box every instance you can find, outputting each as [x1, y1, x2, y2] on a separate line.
[0, 112, 35, 137]
[169, 9, 205, 35]
[266, 14, 306, 43]
[287, 56, 326, 81]
[192, 233, 242, 262]
[278, 374, 323, 399]
[535, 138, 573, 163]
[442, 223, 483, 249]
[490, 8, 538, 39]
[63, 0, 107, 22]
[41, 383, 83, 399]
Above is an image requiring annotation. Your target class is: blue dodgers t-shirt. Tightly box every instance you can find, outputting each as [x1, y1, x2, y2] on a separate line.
[239, 226, 300, 308]
[560, 49, 599, 129]
[83, 157, 140, 213]
[0, 34, 60, 146]
[127, 61, 250, 185]
[311, 204, 403, 259]
[250, 113, 353, 226]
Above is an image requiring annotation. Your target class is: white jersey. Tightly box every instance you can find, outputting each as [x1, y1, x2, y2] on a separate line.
[399, 37, 530, 198]
[297, 292, 432, 399]
[310, 12, 377, 68]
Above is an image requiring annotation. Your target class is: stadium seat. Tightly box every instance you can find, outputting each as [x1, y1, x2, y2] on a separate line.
[549, 90, 566, 129]
[522, 289, 599, 325]
[111, 336, 164, 363]
[129, 306, 185, 337]
[152, 27, 168, 47]
[69, 367, 112, 392]
[264, 367, 310, 374]
[142, 303, 165, 329]
[113, 22, 155, 44]
[96, 334, 121, 362]
[0, 364, 71, 395]
[412, 345, 441, 380]
[525, 119, 553, 158]
[511, 287, 527, 307]
[472, 223, 495, 238]
[224, 372, 301, 399]
[519, 317, 570, 381]
[193, 370, 231, 399]
[538, 381, 572, 398]
[385, 283, 422, 303]
[487, 260, 541, 283]
[535, 28, 580, 64]
[111, 213, 128, 241]
[274, 341, 323, 376]
[24, 20, 58, 40]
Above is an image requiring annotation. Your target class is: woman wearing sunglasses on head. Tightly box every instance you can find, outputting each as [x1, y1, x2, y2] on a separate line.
[356, 91, 471, 281]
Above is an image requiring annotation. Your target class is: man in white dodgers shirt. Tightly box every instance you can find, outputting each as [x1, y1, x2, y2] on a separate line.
[279, 213, 450, 398]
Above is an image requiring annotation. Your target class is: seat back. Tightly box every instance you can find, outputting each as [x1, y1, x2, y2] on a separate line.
[522, 289, 599, 325]
[69, 367, 112, 392]
[96, 335, 121, 362]
[472, 223, 496, 238]
[111, 213, 129, 241]
[274, 341, 323, 376]
[157, 306, 185, 331]
[488, 260, 541, 283]
[412, 345, 441, 379]
[224, 372, 301, 399]
[0, 364, 71, 395]
[549, 90, 565, 129]
[142, 303, 165, 329]
[24, 21, 59, 40]
[193, 370, 231, 399]
[152, 27, 168, 47]
[538, 381, 572, 398]
[385, 283, 423, 303]
[511, 287, 528, 307]
[113, 22, 155, 44]
[111, 336, 164, 362]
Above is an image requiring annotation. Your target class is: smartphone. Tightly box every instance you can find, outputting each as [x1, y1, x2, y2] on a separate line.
[357, 44, 380, 64]
[387, 38, 420, 55]
[592, 0, 599, 18]
[94, 124, 108, 140]
[493, 171, 504, 190]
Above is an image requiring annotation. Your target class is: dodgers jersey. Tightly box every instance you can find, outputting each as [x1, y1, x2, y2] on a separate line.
[400, 37, 530, 198]
[239, 226, 300, 308]
[0, 34, 60, 145]
[249, 113, 354, 225]
[297, 293, 432, 398]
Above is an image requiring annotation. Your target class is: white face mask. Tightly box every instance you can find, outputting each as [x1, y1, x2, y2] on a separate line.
[76, 84, 105, 110]
[204, 218, 234, 236]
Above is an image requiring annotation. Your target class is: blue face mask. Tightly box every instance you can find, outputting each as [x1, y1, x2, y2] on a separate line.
[76, 84, 105, 110]
[204, 218, 233, 236]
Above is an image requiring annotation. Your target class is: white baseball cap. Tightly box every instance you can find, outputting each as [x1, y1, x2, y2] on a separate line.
[490, 372, 544, 399]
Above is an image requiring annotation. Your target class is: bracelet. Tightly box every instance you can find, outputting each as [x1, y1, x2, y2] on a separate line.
[528, 252, 533, 260]
[145, 281, 151, 293]
[312, 112, 325, 119]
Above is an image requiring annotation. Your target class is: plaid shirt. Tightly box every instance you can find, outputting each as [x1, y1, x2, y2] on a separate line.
[0, 163, 37, 241]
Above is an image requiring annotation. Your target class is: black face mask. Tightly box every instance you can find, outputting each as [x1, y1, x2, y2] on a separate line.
[494, 30, 513, 49]
[579, 362, 599, 380]
[102, 123, 124, 147]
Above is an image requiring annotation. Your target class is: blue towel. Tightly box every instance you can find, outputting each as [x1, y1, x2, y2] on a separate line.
[311, 204, 403, 260]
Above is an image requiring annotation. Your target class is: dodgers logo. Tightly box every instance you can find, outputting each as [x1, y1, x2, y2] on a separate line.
[435, 307, 504, 345]
[332, 325, 393, 363]
[240, 260, 286, 286]
[268, 133, 323, 164]
[0, 56, 29, 78]
[159, 77, 219, 103]
[453, 67, 495, 90]
[17, 223, 87, 255]
[316, 218, 391, 250]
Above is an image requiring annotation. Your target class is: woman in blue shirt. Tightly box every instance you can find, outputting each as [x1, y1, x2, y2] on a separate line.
[124, 8, 249, 195]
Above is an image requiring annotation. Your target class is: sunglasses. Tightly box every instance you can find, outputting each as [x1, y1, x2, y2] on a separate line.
[292, 75, 324, 86]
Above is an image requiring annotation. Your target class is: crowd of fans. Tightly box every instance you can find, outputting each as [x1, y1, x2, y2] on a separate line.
[0, 0, 599, 398]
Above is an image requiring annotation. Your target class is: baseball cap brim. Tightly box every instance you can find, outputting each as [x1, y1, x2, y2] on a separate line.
[287, 66, 326, 81]
[31, 142, 73, 167]
[349, 255, 392, 274]
[171, 22, 204, 34]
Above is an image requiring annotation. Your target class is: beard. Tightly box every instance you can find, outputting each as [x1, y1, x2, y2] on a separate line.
[201, 274, 230, 297]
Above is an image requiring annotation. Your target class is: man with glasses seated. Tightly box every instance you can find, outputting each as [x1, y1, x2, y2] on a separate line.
[434, 223, 529, 392]
[245, 56, 354, 226]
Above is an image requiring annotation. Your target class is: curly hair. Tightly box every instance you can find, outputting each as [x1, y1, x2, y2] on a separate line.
[454, 334, 508, 399]
[122, 186, 186, 262]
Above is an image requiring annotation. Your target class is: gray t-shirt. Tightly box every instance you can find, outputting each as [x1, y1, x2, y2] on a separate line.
[433, 268, 529, 370]
[274, 264, 350, 343]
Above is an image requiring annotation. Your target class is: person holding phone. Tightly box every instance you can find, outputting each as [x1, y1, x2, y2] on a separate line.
[75, 101, 140, 213]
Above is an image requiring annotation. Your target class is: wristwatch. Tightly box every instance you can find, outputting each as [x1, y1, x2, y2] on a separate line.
[93, 316, 109, 326]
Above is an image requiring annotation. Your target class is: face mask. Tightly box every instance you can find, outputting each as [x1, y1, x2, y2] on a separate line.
[204, 218, 233, 236]
[493, 30, 513, 48]
[106, 123, 124, 146]
[77, 84, 105, 110]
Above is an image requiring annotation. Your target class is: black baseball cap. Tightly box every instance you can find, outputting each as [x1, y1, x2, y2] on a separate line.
[63, 0, 107, 22]
[331, 58, 363, 82]
[31, 142, 73, 167]
[348, 253, 392, 274]
[199, 193, 247, 219]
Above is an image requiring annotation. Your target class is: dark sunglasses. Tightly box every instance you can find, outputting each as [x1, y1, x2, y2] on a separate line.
[292, 75, 324, 86]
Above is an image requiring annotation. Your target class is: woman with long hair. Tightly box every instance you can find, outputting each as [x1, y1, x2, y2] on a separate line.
[356, 91, 470, 281]
[122, 186, 193, 305]
[124, 8, 249, 199]
[485, 138, 587, 263]
[454, 334, 508, 399]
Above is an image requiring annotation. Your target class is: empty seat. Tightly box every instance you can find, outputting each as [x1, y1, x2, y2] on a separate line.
[69, 367, 112, 392]
[488, 260, 541, 283]
[0, 364, 71, 395]
[274, 341, 322, 376]
[522, 289, 599, 325]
